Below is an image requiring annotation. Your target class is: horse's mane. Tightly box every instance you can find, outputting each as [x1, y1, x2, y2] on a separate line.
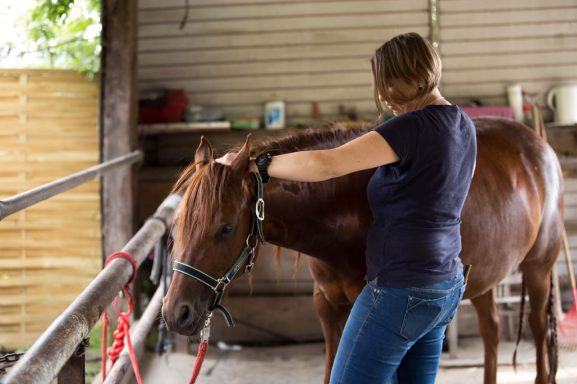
[248, 120, 375, 155]
[171, 120, 376, 260]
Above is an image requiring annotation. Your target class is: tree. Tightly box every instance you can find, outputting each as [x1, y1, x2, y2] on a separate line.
[5, 0, 101, 76]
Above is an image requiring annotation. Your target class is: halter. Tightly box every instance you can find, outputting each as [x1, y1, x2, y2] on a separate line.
[173, 172, 266, 327]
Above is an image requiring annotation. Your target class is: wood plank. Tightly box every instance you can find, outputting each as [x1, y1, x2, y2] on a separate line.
[138, 12, 428, 38]
[0, 102, 98, 115]
[0, 82, 98, 94]
[442, 79, 576, 98]
[139, 42, 379, 67]
[139, 57, 372, 81]
[181, 85, 372, 106]
[0, 294, 80, 306]
[443, 64, 577, 84]
[441, 7, 577, 27]
[141, 71, 371, 93]
[0, 334, 38, 349]
[442, 35, 577, 56]
[0, 276, 93, 288]
[139, 0, 397, 7]
[444, 50, 577, 70]
[138, 26, 429, 52]
[139, 0, 427, 24]
[0, 68, 90, 80]
[440, 21, 577, 42]
[0, 312, 69, 325]
[440, 0, 577, 12]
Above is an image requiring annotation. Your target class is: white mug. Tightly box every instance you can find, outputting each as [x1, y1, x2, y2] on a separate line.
[506, 84, 523, 122]
[547, 84, 577, 125]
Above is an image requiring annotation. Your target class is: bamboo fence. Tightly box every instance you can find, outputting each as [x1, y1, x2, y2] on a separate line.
[0, 69, 101, 349]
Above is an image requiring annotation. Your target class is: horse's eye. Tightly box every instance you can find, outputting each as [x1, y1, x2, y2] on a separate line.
[220, 224, 234, 236]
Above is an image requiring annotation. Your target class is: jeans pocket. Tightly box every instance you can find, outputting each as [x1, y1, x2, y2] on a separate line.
[400, 295, 447, 341]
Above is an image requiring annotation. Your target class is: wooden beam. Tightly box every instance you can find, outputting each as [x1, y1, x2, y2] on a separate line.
[101, 0, 138, 257]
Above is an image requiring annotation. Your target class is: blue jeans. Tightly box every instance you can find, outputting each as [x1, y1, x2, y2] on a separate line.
[330, 273, 466, 384]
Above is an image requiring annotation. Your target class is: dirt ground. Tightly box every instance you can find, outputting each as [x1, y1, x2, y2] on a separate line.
[138, 337, 577, 383]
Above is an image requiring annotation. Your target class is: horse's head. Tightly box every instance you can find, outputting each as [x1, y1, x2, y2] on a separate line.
[162, 136, 261, 335]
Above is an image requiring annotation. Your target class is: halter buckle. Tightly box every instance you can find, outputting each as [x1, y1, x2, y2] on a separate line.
[215, 277, 230, 291]
[255, 198, 265, 221]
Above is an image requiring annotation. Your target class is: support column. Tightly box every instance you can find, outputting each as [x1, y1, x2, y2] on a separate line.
[100, 0, 138, 258]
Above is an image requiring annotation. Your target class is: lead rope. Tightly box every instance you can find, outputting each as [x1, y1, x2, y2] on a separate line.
[100, 251, 143, 384]
[189, 313, 213, 384]
[100, 251, 211, 384]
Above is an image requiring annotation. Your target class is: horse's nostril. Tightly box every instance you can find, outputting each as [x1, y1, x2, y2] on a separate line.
[177, 303, 191, 325]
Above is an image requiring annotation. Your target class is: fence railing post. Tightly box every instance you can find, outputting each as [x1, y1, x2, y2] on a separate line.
[0, 150, 142, 221]
[2, 194, 181, 384]
[57, 338, 89, 384]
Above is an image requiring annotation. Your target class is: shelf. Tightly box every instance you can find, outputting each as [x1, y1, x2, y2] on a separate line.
[139, 121, 231, 136]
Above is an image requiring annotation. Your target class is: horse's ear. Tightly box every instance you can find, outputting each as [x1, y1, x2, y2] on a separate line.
[195, 136, 213, 171]
[231, 134, 251, 174]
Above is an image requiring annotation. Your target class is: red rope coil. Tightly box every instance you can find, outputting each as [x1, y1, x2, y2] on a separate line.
[101, 251, 143, 384]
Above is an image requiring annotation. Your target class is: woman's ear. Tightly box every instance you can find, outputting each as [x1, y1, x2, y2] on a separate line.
[231, 134, 251, 174]
[194, 136, 213, 171]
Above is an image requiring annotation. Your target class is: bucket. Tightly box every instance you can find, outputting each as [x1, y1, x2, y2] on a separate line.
[547, 84, 577, 125]
[264, 101, 285, 129]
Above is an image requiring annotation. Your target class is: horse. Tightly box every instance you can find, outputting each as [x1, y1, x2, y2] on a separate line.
[161, 117, 563, 384]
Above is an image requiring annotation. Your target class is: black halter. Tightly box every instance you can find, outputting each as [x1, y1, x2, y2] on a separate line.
[173, 172, 266, 327]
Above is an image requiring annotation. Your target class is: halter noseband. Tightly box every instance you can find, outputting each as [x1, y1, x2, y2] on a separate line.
[173, 172, 266, 327]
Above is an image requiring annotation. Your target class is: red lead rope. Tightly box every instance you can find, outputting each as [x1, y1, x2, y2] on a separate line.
[101, 251, 143, 384]
[189, 313, 213, 384]
[100, 251, 210, 384]
[189, 340, 209, 384]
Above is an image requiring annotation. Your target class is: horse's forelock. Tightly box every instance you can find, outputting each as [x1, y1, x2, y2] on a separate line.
[173, 161, 236, 260]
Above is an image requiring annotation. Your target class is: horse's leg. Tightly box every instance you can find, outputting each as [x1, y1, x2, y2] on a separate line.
[471, 290, 500, 384]
[521, 265, 557, 384]
[307, 256, 363, 384]
[312, 282, 350, 384]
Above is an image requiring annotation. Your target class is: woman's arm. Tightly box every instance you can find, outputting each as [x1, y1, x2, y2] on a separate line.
[220, 131, 398, 182]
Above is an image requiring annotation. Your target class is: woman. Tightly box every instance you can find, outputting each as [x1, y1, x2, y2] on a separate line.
[218, 32, 476, 384]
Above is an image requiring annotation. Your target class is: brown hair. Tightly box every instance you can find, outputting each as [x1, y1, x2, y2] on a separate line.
[371, 32, 442, 117]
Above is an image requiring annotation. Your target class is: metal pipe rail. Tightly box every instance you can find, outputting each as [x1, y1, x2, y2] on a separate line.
[0, 150, 142, 221]
[2, 194, 181, 384]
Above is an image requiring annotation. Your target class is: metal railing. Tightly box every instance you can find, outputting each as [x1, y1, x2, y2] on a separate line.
[0, 149, 178, 384]
[2, 193, 181, 384]
[0, 150, 142, 221]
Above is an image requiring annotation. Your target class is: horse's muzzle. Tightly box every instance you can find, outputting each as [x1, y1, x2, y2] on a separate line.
[161, 299, 205, 336]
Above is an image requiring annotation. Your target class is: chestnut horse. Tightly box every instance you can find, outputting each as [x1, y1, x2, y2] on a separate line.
[162, 118, 563, 384]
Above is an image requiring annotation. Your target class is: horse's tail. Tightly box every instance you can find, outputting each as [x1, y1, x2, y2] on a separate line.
[512, 275, 526, 370]
[547, 274, 558, 383]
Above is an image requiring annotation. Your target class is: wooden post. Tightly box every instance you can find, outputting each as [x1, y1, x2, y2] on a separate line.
[100, 0, 139, 257]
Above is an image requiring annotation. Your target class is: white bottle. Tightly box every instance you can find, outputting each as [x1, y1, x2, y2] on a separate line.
[264, 101, 285, 129]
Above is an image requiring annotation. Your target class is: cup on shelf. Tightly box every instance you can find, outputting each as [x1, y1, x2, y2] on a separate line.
[264, 101, 285, 129]
[506, 84, 524, 122]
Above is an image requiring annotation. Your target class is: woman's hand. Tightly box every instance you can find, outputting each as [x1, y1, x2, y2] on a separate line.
[215, 152, 238, 166]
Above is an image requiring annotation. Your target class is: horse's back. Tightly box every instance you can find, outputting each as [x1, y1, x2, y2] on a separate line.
[461, 117, 563, 299]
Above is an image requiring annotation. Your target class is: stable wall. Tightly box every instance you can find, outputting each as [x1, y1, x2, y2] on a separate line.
[137, 0, 577, 124]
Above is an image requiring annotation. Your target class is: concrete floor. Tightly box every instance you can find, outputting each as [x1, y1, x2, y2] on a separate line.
[139, 338, 577, 383]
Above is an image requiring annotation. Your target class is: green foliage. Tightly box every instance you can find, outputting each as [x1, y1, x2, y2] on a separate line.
[26, 0, 101, 76]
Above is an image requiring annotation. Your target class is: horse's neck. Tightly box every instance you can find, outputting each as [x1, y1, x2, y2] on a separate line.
[253, 124, 374, 260]
[261, 171, 373, 260]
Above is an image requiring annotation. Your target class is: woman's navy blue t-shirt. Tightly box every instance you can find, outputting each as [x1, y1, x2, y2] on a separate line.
[366, 105, 477, 288]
